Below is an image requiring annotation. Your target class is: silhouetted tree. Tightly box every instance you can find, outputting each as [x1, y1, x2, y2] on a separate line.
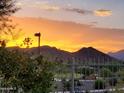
[0, 0, 19, 33]
[23, 37, 33, 48]
[0, 40, 6, 47]
[0, 0, 19, 47]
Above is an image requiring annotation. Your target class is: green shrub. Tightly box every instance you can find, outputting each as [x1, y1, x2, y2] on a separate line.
[94, 79, 106, 89]
[100, 68, 112, 77]
[109, 78, 118, 86]
[62, 79, 71, 91]
[76, 67, 94, 76]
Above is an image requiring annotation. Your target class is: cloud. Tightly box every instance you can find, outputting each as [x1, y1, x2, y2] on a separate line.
[35, 1, 49, 5]
[16, 1, 60, 11]
[94, 9, 112, 17]
[39, 5, 60, 11]
[33, 4, 91, 14]
[64, 8, 92, 15]
[33, 1, 60, 11]
[16, 2, 23, 6]
[16, 1, 112, 17]
[63, 8, 112, 17]
[39, 5, 92, 14]
[16, 1, 91, 14]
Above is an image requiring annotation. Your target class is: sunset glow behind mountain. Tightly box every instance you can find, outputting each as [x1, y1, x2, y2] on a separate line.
[2, 0, 124, 53]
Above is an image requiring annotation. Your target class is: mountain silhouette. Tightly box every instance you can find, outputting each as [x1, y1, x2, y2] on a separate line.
[109, 50, 124, 61]
[27, 46, 72, 62]
[73, 47, 117, 63]
[7, 46, 121, 64]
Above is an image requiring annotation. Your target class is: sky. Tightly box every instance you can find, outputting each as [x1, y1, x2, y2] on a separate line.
[2, 0, 124, 53]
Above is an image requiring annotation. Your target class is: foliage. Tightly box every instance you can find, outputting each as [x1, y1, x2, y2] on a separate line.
[94, 79, 105, 89]
[22, 37, 33, 48]
[116, 69, 124, 79]
[0, 48, 54, 93]
[100, 68, 112, 77]
[62, 79, 71, 91]
[0, 0, 20, 48]
[0, 40, 6, 47]
[75, 67, 94, 76]
[107, 63, 120, 72]
[116, 69, 124, 86]
[74, 79, 81, 86]
[109, 78, 118, 86]
[0, 47, 25, 83]
[0, 0, 19, 33]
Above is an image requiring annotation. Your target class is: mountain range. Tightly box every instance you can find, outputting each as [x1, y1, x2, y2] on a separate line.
[108, 50, 124, 61]
[7, 46, 122, 64]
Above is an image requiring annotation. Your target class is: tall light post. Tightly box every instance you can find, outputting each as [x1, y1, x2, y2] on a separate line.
[71, 57, 75, 93]
[34, 32, 41, 55]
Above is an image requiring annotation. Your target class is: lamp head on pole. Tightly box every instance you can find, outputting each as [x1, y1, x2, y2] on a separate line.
[34, 32, 41, 49]
[34, 32, 41, 37]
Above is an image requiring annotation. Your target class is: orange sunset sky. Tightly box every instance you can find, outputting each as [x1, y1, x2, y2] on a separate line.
[1, 0, 124, 53]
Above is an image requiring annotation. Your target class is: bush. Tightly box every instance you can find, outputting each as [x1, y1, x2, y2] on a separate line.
[62, 79, 71, 91]
[0, 48, 54, 93]
[74, 79, 82, 87]
[100, 68, 112, 77]
[76, 67, 94, 76]
[109, 78, 118, 86]
[94, 79, 106, 89]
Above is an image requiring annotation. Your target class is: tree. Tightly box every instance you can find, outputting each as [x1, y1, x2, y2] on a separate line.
[62, 78, 71, 92]
[100, 68, 112, 77]
[15, 55, 54, 93]
[109, 78, 118, 86]
[0, 48, 54, 93]
[0, 40, 6, 47]
[0, 0, 18, 33]
[0, 0, 19, 47]
[116, 69, 124, 78]
[116, 69, 124, 82]
[107, 63, 120, 72]
[22, 37, 33, 48]
[0, 47, 29, 87]
[31, 56, 54, 93]
[75, 67, 94, 76]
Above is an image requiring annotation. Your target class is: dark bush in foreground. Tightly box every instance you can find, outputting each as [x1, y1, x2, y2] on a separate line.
[62, 79, 71, 91]
[109, 78, 118, 86]
[94, 79, 106, 89]
[0, 48, 54, 93]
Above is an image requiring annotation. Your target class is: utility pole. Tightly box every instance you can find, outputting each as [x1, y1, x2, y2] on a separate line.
[34, 32, 41, 55]
[71, 57, 75, 93]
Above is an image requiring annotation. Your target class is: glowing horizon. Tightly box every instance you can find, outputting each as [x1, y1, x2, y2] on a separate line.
[2, 16, 124, 53]
[1, 0, 124, 53]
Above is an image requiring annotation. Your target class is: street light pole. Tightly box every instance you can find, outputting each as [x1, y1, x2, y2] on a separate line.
[71, 57, 75, 93]
[38, 33, 41, 47]
[34, 32, 41, 55]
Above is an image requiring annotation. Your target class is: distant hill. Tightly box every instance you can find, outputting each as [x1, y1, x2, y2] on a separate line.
[108, 50, 124, 61]
[27, 46, 72, 62]
[73, 47, 119, 64]
[7, 46, 121, 64]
